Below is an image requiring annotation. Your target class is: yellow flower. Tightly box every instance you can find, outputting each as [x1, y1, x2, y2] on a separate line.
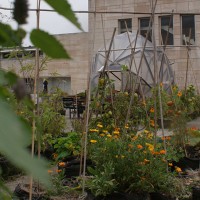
[144, 130, 149, 134]
[90, 139, 97, 143]
[168, 163, 173, 167]
[175, 166, 182, 173]
[132, 136, 138, 141]
[177, 91, 182, 97]
[103, 130, 108, 133]
[100, 133, 105, 137]
[150, 107, 155, 113]
[160, 82, 163, 87]
[115, 155, 119, 158]
[89, 129, 99, 132]
[58, 162, 66, 167]
[121, 155, 125, 159]
[137, 144, 143, 149]
[146, 143, 154, 152]
[97, 124, 103, 128]
[107, 134, 112, 138]
[125, 124, 129, 129]
[113, 130, 120, 135]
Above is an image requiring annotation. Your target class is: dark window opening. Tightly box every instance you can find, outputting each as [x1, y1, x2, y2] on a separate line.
[161, 15, 174, 45]
[140, 17, 152, 42]
[182, 15, 195, 45]
[118, 18, 132, 34]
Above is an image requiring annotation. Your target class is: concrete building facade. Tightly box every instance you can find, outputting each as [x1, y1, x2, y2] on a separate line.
[0, 32, 89, 95]
[88, 0, 200, 89]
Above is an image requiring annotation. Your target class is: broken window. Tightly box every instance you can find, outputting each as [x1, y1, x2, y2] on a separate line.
[118, 18, 132, 34]
[139, 17, 152, 42]
[160, 15, 173, 45]
[182, 15, 195, 45]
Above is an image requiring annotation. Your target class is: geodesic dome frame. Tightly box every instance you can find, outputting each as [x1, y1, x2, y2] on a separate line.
[91, 32, 174, 97]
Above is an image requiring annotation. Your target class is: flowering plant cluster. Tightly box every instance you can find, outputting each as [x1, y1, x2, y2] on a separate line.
[87, 122, 184, 197]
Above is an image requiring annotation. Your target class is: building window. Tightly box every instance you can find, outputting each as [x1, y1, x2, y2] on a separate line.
[118, 18, 132, 34]
[160, 15, 173, 45]
[182, 15, 195, 45]
[139, 17, 152, 42]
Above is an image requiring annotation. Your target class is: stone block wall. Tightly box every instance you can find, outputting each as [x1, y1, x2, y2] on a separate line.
[89, 0, 200, 90]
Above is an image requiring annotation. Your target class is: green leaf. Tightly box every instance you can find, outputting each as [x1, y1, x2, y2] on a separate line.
[0, 23, 25, 47]
[30, 29, 70, 59]
[0, 100, 51, 187]
[44, 0, 82, 31]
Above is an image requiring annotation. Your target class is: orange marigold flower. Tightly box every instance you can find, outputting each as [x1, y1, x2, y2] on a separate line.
[47, 170, 53, 173]
[152, 151, 160, 155]
[90, 139, 97, 143]
[53, 153, 58, 159]
[160, 150, 166, 154]
[113, 135, 119, 139]
[58, 162, 66, 167]
[137, 144, 143, 149]
[128, 144, 133, 148]
[160, 82, 163, 87]
[150, 107, 155, 113]
[175, 166, 182, 173]
[56, 169, 62, 173]
[177, 91, 182, 97]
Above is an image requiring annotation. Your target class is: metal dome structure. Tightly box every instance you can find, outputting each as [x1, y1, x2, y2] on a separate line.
[91, 32, 174, 96]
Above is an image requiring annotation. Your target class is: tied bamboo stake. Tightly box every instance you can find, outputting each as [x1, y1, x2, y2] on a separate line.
[125, 1, 157, 127]
[29, 1, 41, 199]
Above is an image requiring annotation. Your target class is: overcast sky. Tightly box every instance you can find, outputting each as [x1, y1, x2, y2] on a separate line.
[0, 0, 88, 46]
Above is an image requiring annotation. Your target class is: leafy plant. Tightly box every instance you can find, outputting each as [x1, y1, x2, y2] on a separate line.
[53, 132, 81, 161]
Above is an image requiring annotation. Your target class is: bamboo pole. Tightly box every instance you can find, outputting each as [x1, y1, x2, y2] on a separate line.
[125, 1, 157, 126]
[2, 6, 200, 15]
[29, 1, 41, 199]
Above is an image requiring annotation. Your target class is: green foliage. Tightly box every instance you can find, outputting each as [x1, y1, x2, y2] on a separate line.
[87, 162, 118, 197]
[53, 132, 81, 161]
[44, 0, 82, 31]
[0, 23, 26, 47]
[30, 29, 70, 59]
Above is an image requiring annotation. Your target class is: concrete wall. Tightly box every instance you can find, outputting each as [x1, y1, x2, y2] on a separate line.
[88, 0, 200, 89]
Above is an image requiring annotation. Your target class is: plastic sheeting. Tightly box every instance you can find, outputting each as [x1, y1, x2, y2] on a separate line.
[91, 32, 174, 96]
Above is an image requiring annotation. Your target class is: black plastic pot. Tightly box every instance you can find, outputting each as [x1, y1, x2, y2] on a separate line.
[150, 192, 175, 200]
[13, 184, 50, 200]
[85, 191, 150, 200]
[192, 187, 200, 200]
